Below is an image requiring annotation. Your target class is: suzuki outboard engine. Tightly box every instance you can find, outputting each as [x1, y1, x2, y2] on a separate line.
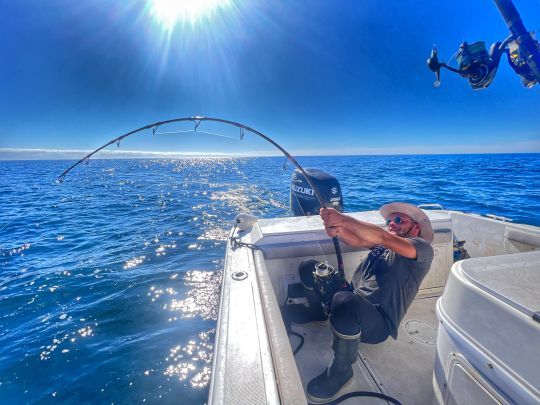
[290, 168, 343, 216]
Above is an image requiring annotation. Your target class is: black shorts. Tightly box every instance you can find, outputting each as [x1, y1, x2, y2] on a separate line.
[330, 291, 391, 344]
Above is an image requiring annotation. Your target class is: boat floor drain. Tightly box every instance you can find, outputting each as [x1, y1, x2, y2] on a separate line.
[232, 271, 248, 281]
[404, 320, 438, 345]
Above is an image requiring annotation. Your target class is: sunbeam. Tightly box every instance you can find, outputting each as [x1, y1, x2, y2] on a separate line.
[147, 0, 232, 29]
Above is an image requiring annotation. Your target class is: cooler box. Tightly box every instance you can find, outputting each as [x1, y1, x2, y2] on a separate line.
[434, 251, 540, 404]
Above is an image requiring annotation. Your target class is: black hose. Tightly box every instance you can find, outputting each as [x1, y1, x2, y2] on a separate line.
[289, 328, 402, 405]
[288, 326, 401, 405]
[309, 391, 402, 405]
[286, 320, 402, 404]
[288, 331, 305, 355]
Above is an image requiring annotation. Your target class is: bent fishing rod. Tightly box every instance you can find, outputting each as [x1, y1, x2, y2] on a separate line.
[57, 116, 345, 277]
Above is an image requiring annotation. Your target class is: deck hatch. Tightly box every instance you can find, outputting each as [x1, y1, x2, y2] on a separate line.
[404, 319, 438, 345]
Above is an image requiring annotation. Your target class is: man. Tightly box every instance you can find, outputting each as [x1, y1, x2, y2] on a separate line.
[307, 202, 435, 403]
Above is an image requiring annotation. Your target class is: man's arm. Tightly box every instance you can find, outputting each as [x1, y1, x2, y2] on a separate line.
[320, 208, 418, 259]
[380, 231, 418, 259]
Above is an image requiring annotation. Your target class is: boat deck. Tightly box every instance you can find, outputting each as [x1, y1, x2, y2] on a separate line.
[210, 210, 540, 404]
[289, 295, 440, 404]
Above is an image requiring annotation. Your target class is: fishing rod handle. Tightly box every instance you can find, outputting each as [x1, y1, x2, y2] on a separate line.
[332, 236, 345, 274]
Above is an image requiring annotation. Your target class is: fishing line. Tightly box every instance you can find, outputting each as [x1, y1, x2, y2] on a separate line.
[162, 126, 330, 262]
[0, 215, 20, 235]
[446, 48, 459, 65]
[208, 132, 330, 263]
[154, 128, 240, 140]
[239, 135, 339, 268]
[217, 139, 329, 260]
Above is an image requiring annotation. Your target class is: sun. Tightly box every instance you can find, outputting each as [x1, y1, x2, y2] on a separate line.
[147, 0, 231, 29]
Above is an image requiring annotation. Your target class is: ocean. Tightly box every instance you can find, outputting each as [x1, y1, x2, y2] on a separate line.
[1, 154, 539, 404]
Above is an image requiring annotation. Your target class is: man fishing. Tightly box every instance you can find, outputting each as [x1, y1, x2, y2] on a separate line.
[307, 202, 435, 403]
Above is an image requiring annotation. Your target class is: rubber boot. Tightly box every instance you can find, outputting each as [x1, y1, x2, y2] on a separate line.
[306, 330, 360, 404]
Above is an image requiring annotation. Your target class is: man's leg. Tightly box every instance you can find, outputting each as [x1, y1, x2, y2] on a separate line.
[307, 291, 390, 403]
[331, 291, 390, 344]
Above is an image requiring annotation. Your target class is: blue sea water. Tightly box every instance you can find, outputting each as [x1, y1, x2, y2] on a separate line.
[1, 154, 539, 404]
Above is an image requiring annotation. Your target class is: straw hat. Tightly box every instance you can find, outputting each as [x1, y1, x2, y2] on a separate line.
[380, 202, 434, 243]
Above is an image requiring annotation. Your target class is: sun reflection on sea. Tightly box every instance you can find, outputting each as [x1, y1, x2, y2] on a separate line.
[166, 270, 222, 320]
[124, 255, 146, 269]
[163, 330, 214, 388]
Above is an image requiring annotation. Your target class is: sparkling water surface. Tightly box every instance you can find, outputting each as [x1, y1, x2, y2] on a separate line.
[1, 154, 539, 404]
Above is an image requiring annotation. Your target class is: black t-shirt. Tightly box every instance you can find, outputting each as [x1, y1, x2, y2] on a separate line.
[351, 237, 434, 339]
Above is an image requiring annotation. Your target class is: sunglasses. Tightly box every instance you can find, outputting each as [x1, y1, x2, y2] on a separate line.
[385, 216, 412, 226]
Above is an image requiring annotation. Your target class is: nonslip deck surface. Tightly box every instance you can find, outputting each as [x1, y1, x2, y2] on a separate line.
[290, 296, 440, 404]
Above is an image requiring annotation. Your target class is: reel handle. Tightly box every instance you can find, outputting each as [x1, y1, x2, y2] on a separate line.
[427, 47, 443, 87]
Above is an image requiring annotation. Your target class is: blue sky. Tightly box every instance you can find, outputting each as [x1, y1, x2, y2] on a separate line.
[0, 0, 539, 158]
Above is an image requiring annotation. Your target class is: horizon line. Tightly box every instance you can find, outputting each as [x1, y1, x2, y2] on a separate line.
[0, 146, 539, 161]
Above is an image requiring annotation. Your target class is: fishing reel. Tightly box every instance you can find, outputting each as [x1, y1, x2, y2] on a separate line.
[312, 261, 350, 316]
[506, 36, 540, 88]
[427, 42, 504, 89]
[427, 0, 540, 89]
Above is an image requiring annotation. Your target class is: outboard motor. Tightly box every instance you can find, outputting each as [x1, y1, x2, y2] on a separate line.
[290, 168, 343, 215]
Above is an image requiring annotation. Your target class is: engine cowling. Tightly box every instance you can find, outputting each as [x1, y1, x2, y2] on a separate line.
[290, 168, 343, 216]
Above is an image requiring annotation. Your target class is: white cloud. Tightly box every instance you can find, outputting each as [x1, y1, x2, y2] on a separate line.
[0, 148, 277, 160]
[1, 140, 539, 160]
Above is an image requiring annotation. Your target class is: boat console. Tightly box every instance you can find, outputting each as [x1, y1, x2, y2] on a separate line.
[434, 251, 540, 404]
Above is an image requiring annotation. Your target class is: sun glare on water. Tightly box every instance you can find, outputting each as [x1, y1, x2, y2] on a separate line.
[148, 0, 231, 28]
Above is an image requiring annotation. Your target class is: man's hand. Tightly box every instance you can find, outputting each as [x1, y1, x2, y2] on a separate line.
[320, 208, 344, 238]
[320, 207, 372, 246]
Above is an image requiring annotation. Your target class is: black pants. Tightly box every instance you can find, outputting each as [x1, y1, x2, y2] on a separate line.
[330, 291, 391, 344]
